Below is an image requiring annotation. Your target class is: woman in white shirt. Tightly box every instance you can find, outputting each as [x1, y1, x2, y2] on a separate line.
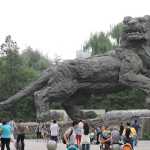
[81, 122, 90, 150]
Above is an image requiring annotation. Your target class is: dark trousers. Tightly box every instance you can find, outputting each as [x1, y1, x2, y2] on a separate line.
[37, 132, 41, 139]
[82, 144, 90, 150]
[17, 134, 25, 150]
[50, 136, 58, 142]
[1, 138, 10, 150]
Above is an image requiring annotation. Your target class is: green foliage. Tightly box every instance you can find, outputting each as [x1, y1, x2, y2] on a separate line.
[109, 23, 123, 46]
[0, 36, 50, 120]
[82, 22, 123, 56]
[82, 89, 146, 110]
[83, 32, 113, 55]
[142, 132, 150, 140]
[21, 46, 50, 71]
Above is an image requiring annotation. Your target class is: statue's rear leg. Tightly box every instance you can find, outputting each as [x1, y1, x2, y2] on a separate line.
[34, 79, 80, 120]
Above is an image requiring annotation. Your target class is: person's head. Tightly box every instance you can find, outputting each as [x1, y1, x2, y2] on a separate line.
[125, 128, 131, 138]
[2, 120, 8, 125]
[53, 120, 56, 124]
[72, 120, 78, 128]
[127, 122, 130, 127]
[121, 122, 123, 125]
[105, 125, 109, 130]
[101, 125, 105, 131]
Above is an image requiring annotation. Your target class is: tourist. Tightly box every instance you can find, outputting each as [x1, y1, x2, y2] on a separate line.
[63, 120, 78, 149]
[16, 120, 28, 150]
[119, 122, 124, 136]
[89, 128, 95, 144]
[111, 127, 120, 144]
[41, 123, 48, 140]
[75, 120, 83, 146]
[132, 119, 140, 146]
[35, 122, 42, 139]
[95, 126, 101, 144]
[50, 120, 59, 142]
[123, 122, 135, 149]
[99, 125, 111, 150]
[0, 120, 12, 150]
[81, 122, 90, 150]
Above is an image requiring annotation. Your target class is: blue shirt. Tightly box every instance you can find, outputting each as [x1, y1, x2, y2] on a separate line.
[0, 124, 12, 138]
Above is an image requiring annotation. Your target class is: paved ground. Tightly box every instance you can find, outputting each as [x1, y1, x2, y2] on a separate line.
[10, 140, 150, 150]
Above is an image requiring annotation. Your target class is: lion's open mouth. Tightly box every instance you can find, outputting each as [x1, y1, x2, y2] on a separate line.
[125, 28, 145, 40]
[127, 32, 145, 40]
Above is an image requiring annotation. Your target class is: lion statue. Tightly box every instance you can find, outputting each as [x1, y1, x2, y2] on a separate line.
[1, 15, 150, 120]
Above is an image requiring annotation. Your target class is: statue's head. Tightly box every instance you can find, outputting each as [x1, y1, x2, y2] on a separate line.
[121, 15, 150, 48]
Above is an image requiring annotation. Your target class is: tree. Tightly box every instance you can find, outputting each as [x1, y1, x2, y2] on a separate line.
[109, 23, 123, 46]
[0, 35, 23, 97]
[21, 46, 51, 72]
[83, 32, 113, 55]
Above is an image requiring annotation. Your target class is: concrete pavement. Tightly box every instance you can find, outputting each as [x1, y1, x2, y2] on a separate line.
[10, 140, 150, 150]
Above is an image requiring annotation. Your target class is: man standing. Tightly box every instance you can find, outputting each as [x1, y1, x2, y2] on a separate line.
[16, 120, 28, 150]
[0, 120, 12, 150]
[50, 120, 59, 142]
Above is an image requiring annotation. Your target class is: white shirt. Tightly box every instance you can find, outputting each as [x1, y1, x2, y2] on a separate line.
[50, 123, 59, 136]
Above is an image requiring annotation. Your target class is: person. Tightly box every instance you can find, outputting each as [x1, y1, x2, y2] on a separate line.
[15, 120, 28, 150]
[0, 120, 12, 150]
[35, 122, 42, 139]
[111, 127, 121, 150]
[95, 126, 101, 144]
[89, 128, 95, 144]
[50, 120, 59, 142]
[63, 120, 78, 149]
[99, 125, 111, 150]
[81, 122, 90, 150]
[123, 122, 134, 149]
[75, 120, 83, 146]
[132, 120, 140, 146]
[119, 122, 124, 136]
[41, 123, 48, 140]
[111, 127, 121, 144]
[132, 120, 140, 134]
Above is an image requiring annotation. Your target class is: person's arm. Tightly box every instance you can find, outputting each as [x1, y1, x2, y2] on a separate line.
[64, 128, 71, 144]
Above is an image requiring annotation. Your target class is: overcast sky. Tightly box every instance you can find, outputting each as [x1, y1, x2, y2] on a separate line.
[0, 0, 150, 60]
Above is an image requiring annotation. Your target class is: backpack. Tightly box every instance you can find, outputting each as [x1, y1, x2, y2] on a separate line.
[111, 130, 120, 144]
[62, 128, 73, 144]
[122, 143, 132, 150]
[67, 144, 78, 150]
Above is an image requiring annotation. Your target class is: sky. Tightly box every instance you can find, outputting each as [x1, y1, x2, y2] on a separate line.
[0, 0, 150, 60]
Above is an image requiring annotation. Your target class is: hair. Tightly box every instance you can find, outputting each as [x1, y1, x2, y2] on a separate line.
[53, 120, 56, 123]
[83, 122, 89, 135]
[125, 128, 131, 139]
[72, 120, 78, 127]
[2, 120, 7, 125]
[127, 122, 130, 126]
